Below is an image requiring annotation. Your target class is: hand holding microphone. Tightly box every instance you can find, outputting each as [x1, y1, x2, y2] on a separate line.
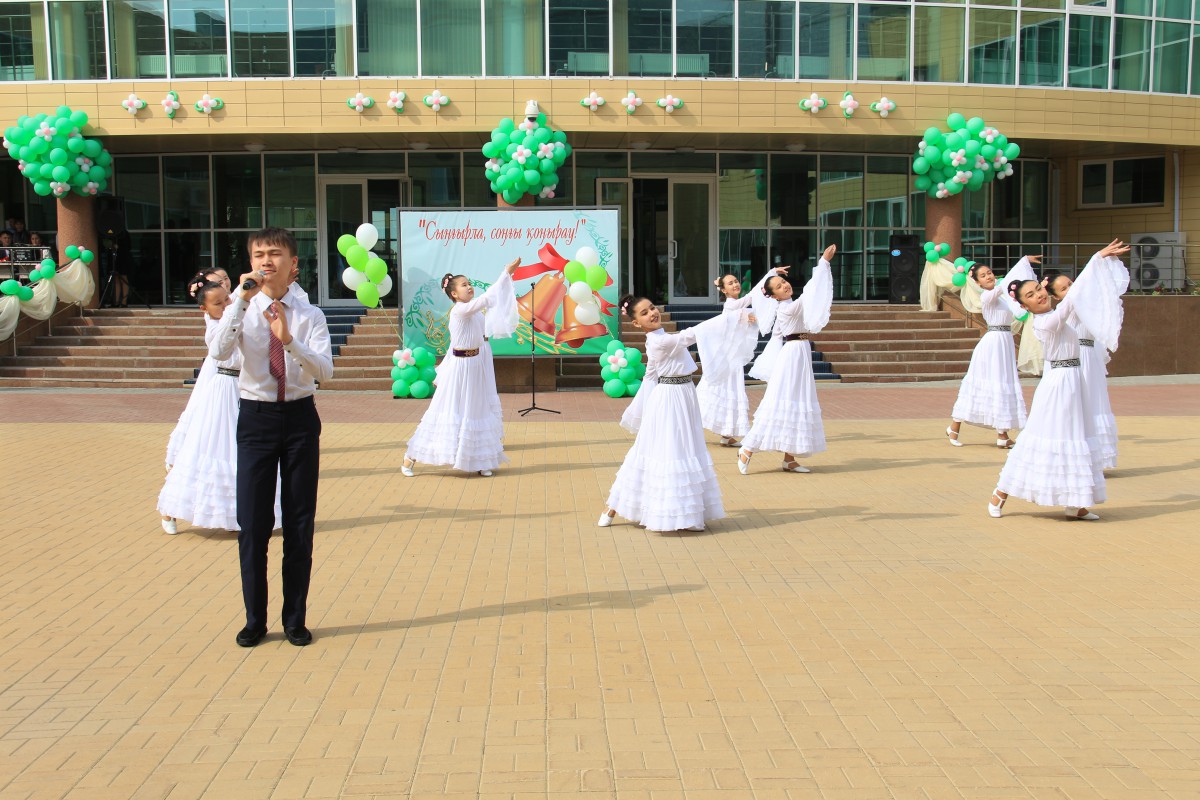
[238, 269, 267, 297]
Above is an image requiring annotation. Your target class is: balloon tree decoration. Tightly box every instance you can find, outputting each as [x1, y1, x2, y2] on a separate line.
[336, 222, 393, 308]
[3, 106, 113, 198]
[598, 339, 646, 398]
[911, 112, 1020, 199]
[481, 113, 572, 206]
[390, 347, 438, 399]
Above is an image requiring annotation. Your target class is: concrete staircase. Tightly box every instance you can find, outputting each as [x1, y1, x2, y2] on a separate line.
[316, 307, 400, 391]
[820, 305, 981, 383]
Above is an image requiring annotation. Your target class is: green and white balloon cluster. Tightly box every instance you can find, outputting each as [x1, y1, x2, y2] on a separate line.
[390, 347, 437, 399]
[0, 245, 92, 301]
[336, 223, 392, 308]
[950, 256, 976, 288]
[3, 106, 112, 198]
[599, 340, 645, 398]
[912, 113, 1020, 199]
[481, 114, 571, 205]
[924, 241, 951, 264]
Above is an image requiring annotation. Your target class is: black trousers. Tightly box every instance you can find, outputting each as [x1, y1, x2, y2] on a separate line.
[236, 395, 321, 632]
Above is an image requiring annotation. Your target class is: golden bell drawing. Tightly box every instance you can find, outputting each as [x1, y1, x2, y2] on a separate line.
[517, 274, 567, 336]
[554, 295, 609, 349]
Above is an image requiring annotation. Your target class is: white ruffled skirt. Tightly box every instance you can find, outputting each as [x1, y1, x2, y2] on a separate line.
[697, 366, 751, 438]
[997, 364, 1106, 509]
[741, 340, 826, 457]
[406, 346, 508, 473]
[950, 330, 1027, 431]
[1080, 344, 1118, 469]
[606, 381, 725, 531]
[165, 357, 216, 468]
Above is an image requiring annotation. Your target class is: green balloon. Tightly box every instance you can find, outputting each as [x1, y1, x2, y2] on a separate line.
[346, 245, 369, 270]
[51, 165, 70, 182]
[584, 264, 607, 291]
[563, 260, 586, 284]
[946, 113, 966, 130]
[499, 117, 515, 133]
[391, 365, 404, 381]
[83, 140, 101, 158]
[925, 251, 940, 264]
[502, 188, 521, 205]
[67, 136, 85, 154]
[1005, 143, 1020, 160]
[635, 362, 646, 378]
[605, 339, 623, 355]
[27, 269, 41, 282]
[523, 168, 541, 187]
[88, 165, 106, 182]
[39, 258, 55, 270]
[600, 366, 616, 381]
[392, 379, 411, 398]
[409, 380, 432, 399]
[0, 279, 19, 295]
[966, 117, 986, 135]
[337, 234, 357, 256]
[39, 265, 55, 279]
[914, 175, 932, 191]
[963, 140, 981, 158]
[413, 347, 435, 368]
[952, 272, 967, 287]
[356, 282, 379, 308]
[924, 146, 941, 165]
[603, 378, 626, 398]
[937, 243, 950, 256]
[625, 348, 641, 365]
[923, 127, 944, 145]
[625, 379, 642, 396]
[618, 366, 636, 383]
[33, 180, 52, 196]
[913, 157, 929, 175]
[419, 365, 437, 383]
[398, 365, 420, 383]
[17, 285, 33, 301]
[365, 257, 387, 284]
[49, 148, 67, 166]
[80, 249, 94, 263]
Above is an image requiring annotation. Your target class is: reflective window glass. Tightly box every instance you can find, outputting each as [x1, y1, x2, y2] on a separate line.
[294, 0, 353, 77]
[1115, 0, 1149, 12]
[356, 0, 417, 76]
[1019, 11, 1063, 85]
[719, 153, 767, 227]
[1193, 26, 1200, 93]
[677, 0, 733, 76]
[116, 156, 162, 230]
[213, 155, 263, 229]
[1113, 157, 1164, 204]
[266, 155, 317, 228]
[914, 5, 964, 82]
[409, 153, 461, 207]
[230, 0, 288, 78]
[798, 2, 852, 78]
[865, 156, 908, 229]
[857, 3, 909, 80]
[1158, 0, 1190, 18]
[1113, 16, 1151, 91]
[738, 0, 795, 78]
[631, 152, 716, 173]
[818, 156, 864, 229]
[126, 231, 165, 304]
[549, 0, 608, 76]
[574, 152, 627, 206]
[166, 231, 212, 301]
[109, 0, 167, 79]
[970, 8, 1016, 84]
[0, 3, 48, 81]
[1153, 20, 1189, 93]
[49, 1, 107, 80]
[1022, 160, 1049, 229]
[622, 0, 672, 76]
[769, 154, 816, 227]
[486, 0, 544, 76]
[162, 155, 211, 229]
[1080, 162, 1108, 205]
[168, 0, 227, 77]
[421, 0, 482, 76]
[719, 229, 769, 282]
[993, 162, 1021, 228]
[1067, 12, 1109, 88]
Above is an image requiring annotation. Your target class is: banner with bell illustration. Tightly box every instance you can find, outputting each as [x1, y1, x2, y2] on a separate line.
[400, 209, 621, 357]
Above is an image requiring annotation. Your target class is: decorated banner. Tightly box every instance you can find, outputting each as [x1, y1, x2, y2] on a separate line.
[401, 209, 620, 357]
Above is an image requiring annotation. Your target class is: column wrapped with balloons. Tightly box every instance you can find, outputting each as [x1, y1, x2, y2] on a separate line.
[481, 113, 571, 206]
[912, 112, 1020, 200]
[3, 106, 113, 198]
[336, 223, 394, 308]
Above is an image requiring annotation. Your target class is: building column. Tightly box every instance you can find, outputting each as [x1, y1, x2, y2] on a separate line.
[57, 194, 99, 308]
[497, 194, 535, 208]
[924, 194, 962, 254]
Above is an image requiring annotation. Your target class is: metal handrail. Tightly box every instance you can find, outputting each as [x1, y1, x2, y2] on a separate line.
[957, 240, 1191, 292]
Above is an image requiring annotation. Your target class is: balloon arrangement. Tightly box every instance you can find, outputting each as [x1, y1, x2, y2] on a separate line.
[0, 245, 93, 301]
[951, 257, 975, 288]
[561, 246, 607, 327]
[481, 114, 571, 205]
[335, 223, 393, 308]
[912, 112, 1021, 199]
[599, 340, 646, 398]
[390, 347, 437, 399]
[924, 241, 951, 264]
[2, 106, 112, 198]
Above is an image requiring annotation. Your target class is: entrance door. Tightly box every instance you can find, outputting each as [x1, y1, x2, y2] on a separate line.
[668, 178, 717, 304]
[317, 176, 408, 306]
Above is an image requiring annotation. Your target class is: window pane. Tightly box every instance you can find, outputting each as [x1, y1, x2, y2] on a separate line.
[166, 231, 211, 302]
[970, 8, 1016, 84]
[1116, 0, 1149, 12]
[719, 229, 768, 282]
[1113, 17, 1150, 91]
[213, 155, 262, 229]
[318, 152, 404, 173]
[993, 162, 1021, 228]
[116, 156, 162, 229]
[109, 0, 166, 78]
[1153, 20, 1189, 93]
[914, 5, 964, 82]
[162, 155, 210, 229]
[769, 229, 817, 294]
[214, 230, 252, 281]
[1080, 162, 1107, 205]
[818, 156, 864, 231]
[1022, 160, 1049, 229]
[824, 227, 863, 301]
[1193, 26, 1200, 94]
[409, 153, 461, 207]
[230, 0, 288, 77]
[1157, 0, 1190, 18]
[798, 3, 852, 78]
[739, 0, 795, 78]
[169, 0, 227, 77]
[677, 0, 733, 76]
[719, 153, 767, 227]
[1, 3, 48, 82]
[631, 152, 716, 173]
[857, 3, 909, 80]
[421, 0, 481, 75]
[126, 231, 165, 304]
[770, 154, 816, 227]
[486, 0, 544, 75]
[1067, 13, 1109, 88]
[1020, 11, 1063, 85]
[963, 184, 988, 229]
[356, 0, 417, 76]
[575, 151, 627, 206]
[549, 0, 608, 76]
[622, 0, 672, 76]
[265, 154, 316, 228]
[866, 156, 908, 229]
[49, 1, 106, 79]
[1113, 157, 1164, 204]
[294, 0, 353, 77]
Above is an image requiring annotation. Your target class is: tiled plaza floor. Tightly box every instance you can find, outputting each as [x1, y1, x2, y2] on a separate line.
[1, 378, 1199, 799]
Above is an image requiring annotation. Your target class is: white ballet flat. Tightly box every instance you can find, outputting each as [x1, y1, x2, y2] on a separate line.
[597, 512, 614, 528]
[988, 489, 1006, 518]
[684, 525, 705, 532]
[161, 517, 178, 535]
[1065, 507, 1100, 521]
[737, 447, 752, 475]
[478, 469, 493, 477]
[782, 459, 810, 474]
[401, 457, 415, 478]
[945, 426, 963, 447]
[719, 436, 740, 448]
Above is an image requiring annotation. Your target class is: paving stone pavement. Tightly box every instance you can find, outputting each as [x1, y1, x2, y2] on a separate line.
[1, 380, 1199, 799]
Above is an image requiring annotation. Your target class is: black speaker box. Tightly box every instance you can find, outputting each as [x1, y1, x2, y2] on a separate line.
[96, 196, 126, 236]
[888, 234, 922, 304]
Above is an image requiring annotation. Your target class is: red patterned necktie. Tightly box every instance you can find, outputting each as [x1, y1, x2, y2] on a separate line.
[268, 328, 286, 402]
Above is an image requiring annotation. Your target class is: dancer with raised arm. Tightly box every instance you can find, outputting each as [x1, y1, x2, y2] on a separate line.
[988, 240, 1130, 521]
[946, 255, 1040, 449]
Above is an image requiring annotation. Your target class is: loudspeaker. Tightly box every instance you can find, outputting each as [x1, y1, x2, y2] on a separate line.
[888, 234, 922, 304]
[96, 196, 126, 236]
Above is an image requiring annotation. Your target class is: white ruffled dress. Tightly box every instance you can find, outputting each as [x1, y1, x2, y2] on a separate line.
[608, 322, 726, 532]
[739, 257, 834, 459]
[996, 253, 1127, 509]
[1076, 319, 1119, 469]
[950, 257, 1033, 432]
[405, 270, 518, 473]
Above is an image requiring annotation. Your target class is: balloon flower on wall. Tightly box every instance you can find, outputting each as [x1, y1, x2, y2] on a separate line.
[387, 91, 406, 113]
[481, 113, 572, 206]
[194, 94, 223, 115]
[598, 340, 646, 398]
[656, 95, 683, 114]
[347, 93, 374, 113]
[2, 106, 113, 198]
[423, 91, 450, 111]
[120, 93, 146, 116]
[580, 92, 605, 112]
[912, 112, 1021, 199]
[390, 347, 437, 399]
[839, 92, 859, 119]
[620, 92, 642, 115]
[799, 93, 826, 114]
[161, 91, 181, 119]
[336, 223, 393, 308]
[870, 97, 897, 117]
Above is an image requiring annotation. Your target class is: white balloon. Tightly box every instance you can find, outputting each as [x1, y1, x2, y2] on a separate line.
[355, 223, 379, 250]
[574, 302, 601, 326]
[568, 281, 594, 304]
[575, 246, 600, 268]
[377, 274, 393, 296]
[342, 267, 367, 290]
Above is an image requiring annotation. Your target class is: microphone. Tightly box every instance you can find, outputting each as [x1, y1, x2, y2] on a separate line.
[242, 271, 263, 291]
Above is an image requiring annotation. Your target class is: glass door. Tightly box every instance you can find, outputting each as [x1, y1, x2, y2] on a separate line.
[597, 178, 633, 294]
[317, 176, 408, 306]
[668, 178, 717, 304]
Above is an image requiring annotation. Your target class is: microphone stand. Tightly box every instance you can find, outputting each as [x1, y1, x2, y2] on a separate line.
[517, 274, 559, 416]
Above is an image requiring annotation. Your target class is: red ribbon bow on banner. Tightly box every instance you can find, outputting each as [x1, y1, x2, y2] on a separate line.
[513, 243, 616, 316]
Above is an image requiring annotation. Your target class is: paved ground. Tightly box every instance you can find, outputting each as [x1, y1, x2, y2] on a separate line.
[2, 378, 1199, 799]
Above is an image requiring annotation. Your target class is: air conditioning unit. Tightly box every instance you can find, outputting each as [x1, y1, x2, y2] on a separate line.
[1130, 232, 1185, 290]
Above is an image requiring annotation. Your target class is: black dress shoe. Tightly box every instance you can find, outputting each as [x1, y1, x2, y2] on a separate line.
[284, 626, 313, 646]
[236, 627, 267, 647]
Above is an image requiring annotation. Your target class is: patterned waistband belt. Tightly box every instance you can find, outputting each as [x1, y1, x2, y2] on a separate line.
[783, 333, 810, 342]
[217, 367, 241, 377]
[658, 375, 691, 385]
[988, 325, 1012, 332]
[452, 348, 480, 358]
[1050, 358, 1081, 368]
[1078, 339, 1095, 347]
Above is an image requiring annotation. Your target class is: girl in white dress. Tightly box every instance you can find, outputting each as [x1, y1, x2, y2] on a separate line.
[402, 259, 519, 477]
[989, 240, 1130, 520]
[737, 245, 836, 475]
[1047, 270, 1126, 469]
[598, 295, 726, 533]
[696, 267, 785, 447]
[946, 256, 1040, 448]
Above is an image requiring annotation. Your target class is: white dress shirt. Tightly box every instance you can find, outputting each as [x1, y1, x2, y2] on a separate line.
[210, 284, 334, 402]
